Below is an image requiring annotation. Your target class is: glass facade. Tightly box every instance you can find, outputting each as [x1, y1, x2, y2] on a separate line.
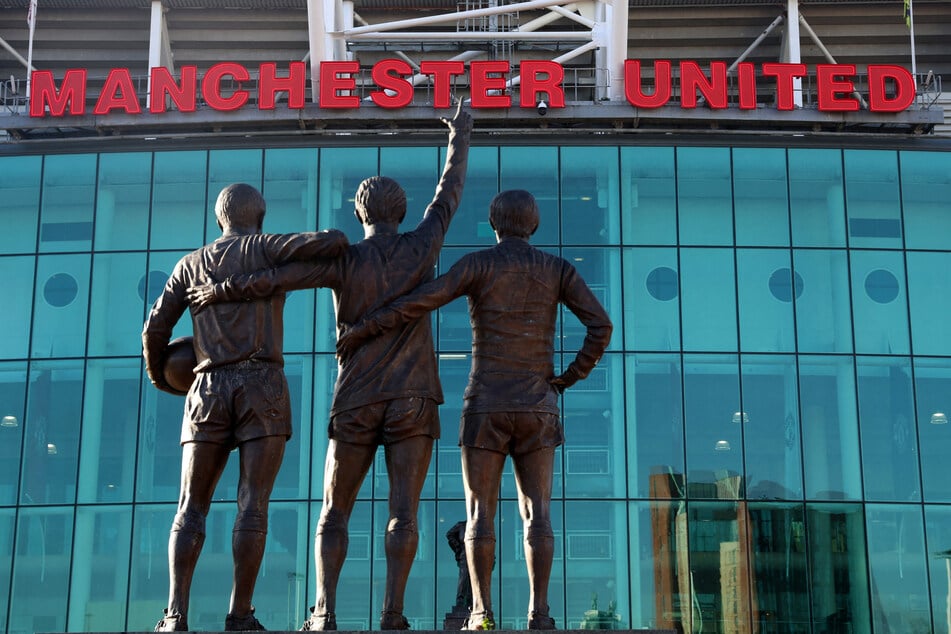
[1, 143, 950, 634]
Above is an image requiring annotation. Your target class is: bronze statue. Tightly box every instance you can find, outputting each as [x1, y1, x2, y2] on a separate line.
[336, 189, 613, 631]
[186, 103, 473, 631]
[142, 183, 348, 632]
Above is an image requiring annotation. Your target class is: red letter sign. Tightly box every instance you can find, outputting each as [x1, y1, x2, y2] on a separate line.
[470, 61, 510, 108]
[762, 63, 807, 110]
[319, 61, 360, 108]
[30, 69, 87, 117]
[419, 61, 465, 109]
[868, 64, 916, 112]
[680, 61, 728, 109]
[519, 60, 564, 108]
[94, 68, 141, 115]
[624, 60, 671, 108]
[737, 62, 757, 110]
[259, 62, 306, 110]
[817, 64, 859, 112]
[150, 66, 197, 113]
[371, 59, 414, 108]
[202, 62, 250, 111]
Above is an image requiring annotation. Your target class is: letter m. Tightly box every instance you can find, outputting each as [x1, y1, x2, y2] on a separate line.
[30, 69, 87, 117]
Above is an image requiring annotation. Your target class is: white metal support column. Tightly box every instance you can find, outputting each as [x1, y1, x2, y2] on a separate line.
[147, 1, 174, 98]
[605, 0, 628, 102]
[306, 0, 336, 103]
[781, 0, 803, 107]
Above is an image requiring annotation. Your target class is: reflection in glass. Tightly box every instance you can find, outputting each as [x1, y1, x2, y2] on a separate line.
[620, 147, 676, 245]
[68, 506, 133, 630]
[866, 504, 931, 632]
[684, 355, 741, 499]
[914, 359, 951, 502]
[736, 250, 796, 353]
[561, 248, 621, 352]
[906, 251, 951, 356]
[325, 500, 372, 629]
[741, 355, 803, 499]
[500, 147, 558, 245]
[136, 366, 188, 503]
[96, 152, 152, 251]
[799, 356, 861, 501]
[925, 505, 951, 634]
[680, 248, 737, 352]
[792, 250, 852, 353]
[806, 503, 870, 633]
[264, 148, 319, 233]
[902, 150, 951, 250]
[0, 256, 35, 360]
[561, 147, 620, 245]
[372, 500, 436, 628]
[0, 363, 27, 506]
[844, 149, 902, 249]
[444, 146, 499, 247]
[32, 254, 91, 359]
[39, 154, 97, 253]
[273, 355, 314, 500]
[850, 250, 910, 354]
[856, 357, 920, 502]
[629, 501, 685, 630]
[734, 147, 790, 246]
[500, 499, 564, 629]
[0, 155, 41, 254]
[151, 151, 207, 250]
[563, 501, 626, 629]
[626, 355, 684, 499]
[789, 149, 846, 247]
[748, 502, 810, 632]
[9, 508, 73, 632]
[381, 146, 439, 230]
[88, 252, 147, 356]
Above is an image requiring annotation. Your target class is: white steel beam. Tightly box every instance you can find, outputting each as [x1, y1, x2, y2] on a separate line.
[347, 30, 591, 42]
[781, 0, 803, 107]
[606, 0, 629, 101]
[307, 0, 337, 103]
[0, 36, 32, 72]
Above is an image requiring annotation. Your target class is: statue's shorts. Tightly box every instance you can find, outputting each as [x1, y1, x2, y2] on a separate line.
[182, 360, 292, 447]
[329, 396, 440, 446]
[460, 411, 564, 456]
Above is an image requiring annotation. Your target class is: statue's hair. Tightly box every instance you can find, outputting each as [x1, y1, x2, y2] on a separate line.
[215, 183, 266, 231]
[488, 189, 539, 239]
[354, 176, 407, 226]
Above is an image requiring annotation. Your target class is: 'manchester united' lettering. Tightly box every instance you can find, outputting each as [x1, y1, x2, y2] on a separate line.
[29, 59, 917, 117]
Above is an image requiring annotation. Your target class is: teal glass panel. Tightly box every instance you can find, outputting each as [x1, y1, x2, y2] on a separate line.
[0, 363, 27, 505]
[563, 354, 625, 498]
[747, 502, 810, 632]
[314, 287, 336, 354]
[143, 251, 193, 340]
[620, 146, 676, 245]
[150, 151, 207, 251]
[856, 357, 920, 502]
[625, 354, 684, 499]
[436, 355, 469, 501]
[444, 146, 499, 247]
[561, 147, 620, 245]
[38, 154, 96, 253]
[913, 358, 951, 502]
[741, 355, 803, 500]
[906, 252, 951, 355]
[435, 499, 470, 623]
[263, 148, 319, 232]
[680, 248, 737, 352]
[561, 247, 621, 352]
[20, 360, 83, 505]
[623, 248, 679, 351]
[128, 504, 174, 630]
[500, 147, 558, 246]
[844, 150, 902, 249]
[733, 148, 790, 247]
[805, 503, 871, 633]
[499, 499, 564, 628]
[866, 504, 931, 632]
[925, 505, 951, 634]
[320, 500, 372, 629]
[136, 367, 188, 503]
[371, 500, 437, 628]
[901, 150, 951, 250]
[628, 501, 686, 630]
[0, 155, 41, 254]
[95, 152, 151, 251]
[31, 254, 91, 358]
[204, 149, 264, 240]
[792, 249, 853, 353]
[788, 148, 846, 247]
[0, 509, 12, 632]
[850, 250, 910, 354]
[78, 358, 141, 504]
[677, 147, 733, 246]
[380, 146, 439, 230]
[272, 354, 314, 500]
[563, 501, 628, 629]
[0, 256, 35, 360]
[88, 252, 147, 356]
[799, 356, 861, 501]
[67, 505, 133, 631]
[264, 502, 314, 630]
[9, 507, 73, 633]
[686, 501, 757, 632]
[736, 249, 796, 353]
[684, 355, 742, 499]
[318, 147, 378, 244]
